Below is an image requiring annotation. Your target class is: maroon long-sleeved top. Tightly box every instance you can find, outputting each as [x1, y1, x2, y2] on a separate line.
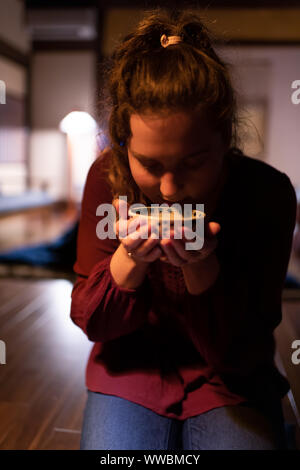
[70, 147, 296, 419]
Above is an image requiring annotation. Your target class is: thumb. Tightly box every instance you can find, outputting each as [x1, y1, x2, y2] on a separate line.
[206, 221, 221, 238]
[112, 197, 129, 220]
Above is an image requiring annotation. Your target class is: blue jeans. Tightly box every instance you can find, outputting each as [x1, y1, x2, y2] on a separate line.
[80, 390, 288, 450]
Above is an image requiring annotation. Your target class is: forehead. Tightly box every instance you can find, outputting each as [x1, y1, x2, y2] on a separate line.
[129, 111, 216, 154]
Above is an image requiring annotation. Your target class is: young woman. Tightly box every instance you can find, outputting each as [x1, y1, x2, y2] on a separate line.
[70, 8, 297, 450]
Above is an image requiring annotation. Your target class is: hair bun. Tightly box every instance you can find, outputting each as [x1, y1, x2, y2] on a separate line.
[182, 22, 203, 43]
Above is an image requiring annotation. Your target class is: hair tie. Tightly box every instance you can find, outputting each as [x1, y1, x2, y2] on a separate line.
[160, 34, 182, 48]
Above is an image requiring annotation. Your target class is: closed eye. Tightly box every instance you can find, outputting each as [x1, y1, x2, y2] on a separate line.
[185, 158, 207, 168]
[142, 162, 163, 173]
[140, 156, 208, 173]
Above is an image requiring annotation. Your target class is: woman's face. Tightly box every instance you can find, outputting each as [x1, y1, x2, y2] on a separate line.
[127, 110, 228, 208]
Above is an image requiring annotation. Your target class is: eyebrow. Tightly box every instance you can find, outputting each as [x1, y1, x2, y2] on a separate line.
[130, 149, 209, 162]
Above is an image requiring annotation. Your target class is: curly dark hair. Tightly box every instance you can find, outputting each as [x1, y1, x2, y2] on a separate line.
[97, 7, 241, 206]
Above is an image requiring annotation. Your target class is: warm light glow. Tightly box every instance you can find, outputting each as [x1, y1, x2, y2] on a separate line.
[59, 111, 97, 135]
[59, 111, 99, 203]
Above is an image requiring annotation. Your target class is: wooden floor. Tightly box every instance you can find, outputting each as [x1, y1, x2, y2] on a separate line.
[0, 278, 92, 449]
[0, 205, 89, 449]
[0, 207, 299, 449]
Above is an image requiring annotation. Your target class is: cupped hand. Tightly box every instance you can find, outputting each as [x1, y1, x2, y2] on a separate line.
[159, 221, 221, 267]
[112, 198, 164, 263]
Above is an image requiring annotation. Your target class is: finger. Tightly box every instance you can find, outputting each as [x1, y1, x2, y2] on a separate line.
[128, 216, 149, 237]
[125, 233, 163, 263]
[122, 224, 152, 252]
[174, 225, 196, 242]
[169, 238, 191, 261]
[142, 245, 164, 262]
[199, 236, 218, 257]
[115, 214, 143, 239]
[179, 231, 218, 259]
[112, 198, 121, 219]
[205, 221, 221, 238]
[131, 232, 162, 257]
[172, 227, 205, 254]
[112, 198, 118, 211]
[172, 237, 213, 263]
[160, 239, 188, 267]
[158, 243, 172, 263]
[113, 197, 129, 220]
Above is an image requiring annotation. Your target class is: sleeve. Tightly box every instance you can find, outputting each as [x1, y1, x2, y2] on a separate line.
[70, 152, 151, 343]
[183, 172, 297, 378]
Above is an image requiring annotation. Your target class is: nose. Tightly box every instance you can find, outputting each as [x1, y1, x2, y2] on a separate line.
[160, 171, 184, 201]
